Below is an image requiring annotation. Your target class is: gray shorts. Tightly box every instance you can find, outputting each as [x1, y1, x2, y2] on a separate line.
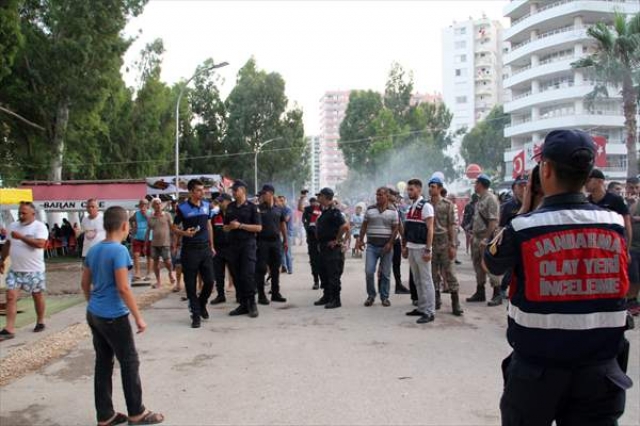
[151, 246, 171, 261]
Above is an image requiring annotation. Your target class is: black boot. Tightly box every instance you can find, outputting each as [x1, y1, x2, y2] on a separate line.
[395, 283, 410, 294]
[325, 295, 342, 309]
[210, 293, 226, 305]
[466, 285, 486, 302]
[271, 293, 287, 303]
[435, 290, 442, 310]
[312, 275, 320, 290]
[258, 291, 270, 305]
[451, 292, 464, 316]
[488, 287, 503, 306]
[229, 303, 249, 316]
[314, 295, 330, 306]
[248, 299, 259, 318]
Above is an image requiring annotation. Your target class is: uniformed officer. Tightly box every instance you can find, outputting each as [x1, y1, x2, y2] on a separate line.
[255, 184, 288, 305]
[467, 174, 500, 305]
[224, 180, 262, 318]
[210, 193, 236, 305]
[427, 177, 463, 316]
[298, 193, 322, 289]
[484, 129, 632, 425]
[172, 179, 215, 328]
[313, 187, 349, 309]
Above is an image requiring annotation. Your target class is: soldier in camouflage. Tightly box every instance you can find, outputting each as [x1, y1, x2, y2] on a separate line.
[467, 174, 501, 305]
[428, 177, 463, 316]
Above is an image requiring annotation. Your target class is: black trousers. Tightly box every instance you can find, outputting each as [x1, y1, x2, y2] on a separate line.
[182, 245, 215, 318]
[87, 312, 145, 423]
[500, 350, 631, 426]
[501, 270, 512, 292]
[228, 239, 257, 305]
[409, 270, 418, 301]
[393, 239, 403, 286]
[319, 245, 343, 299]
[256, 239, 282, 296]
[213, 247, 235, 295]
[306, 231, 320, 284]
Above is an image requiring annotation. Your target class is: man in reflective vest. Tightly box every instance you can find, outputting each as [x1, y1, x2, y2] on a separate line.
[484, 129, 632, 425]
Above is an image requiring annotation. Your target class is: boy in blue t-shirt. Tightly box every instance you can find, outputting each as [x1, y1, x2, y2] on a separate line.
[82, 206, 164, 426]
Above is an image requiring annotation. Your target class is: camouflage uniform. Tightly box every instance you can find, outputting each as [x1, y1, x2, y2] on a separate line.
[471, 191, 500, 289]
[430, 197, 459, 293]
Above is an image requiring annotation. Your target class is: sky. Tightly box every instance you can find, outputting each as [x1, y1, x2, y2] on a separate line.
[122, 0, 509, 135]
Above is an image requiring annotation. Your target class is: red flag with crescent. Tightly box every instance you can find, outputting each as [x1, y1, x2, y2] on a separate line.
[592, 136, 607, 167]
[512, 150, 525, 179]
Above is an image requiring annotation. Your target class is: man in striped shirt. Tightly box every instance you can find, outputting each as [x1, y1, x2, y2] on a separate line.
[356, 187, 399, 307]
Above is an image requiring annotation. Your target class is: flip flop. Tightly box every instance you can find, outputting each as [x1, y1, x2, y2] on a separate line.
[0, 329, 15, 341]
[33, 323, 46, 333]
[128, 411, 164, 425]
[98, 412, 127, 426]
[133, 276, 143, 281]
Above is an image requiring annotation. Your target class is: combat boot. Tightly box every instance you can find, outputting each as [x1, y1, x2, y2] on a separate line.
[325, 295, 342, 309]
[435, 290, 442, 310]
[466, 285, 486, 302]
[488, 287, 502, 306]
[314, 295, 330, 306]
[395, 283, 410, 294]
[258, 290, 270, 305]
[451, 292, 464, 316]
[248, 300, 259, 318]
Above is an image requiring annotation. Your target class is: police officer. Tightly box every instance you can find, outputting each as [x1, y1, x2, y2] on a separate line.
[484, 129, 632, 425]
[172, 179, 215, 328]
[428, 177, 463, 316]
[313, 188, 349, 309]
[224, 180, 262, 318]
[298, 193, 322, 289]
[467, 174, 500, 305]
[210, 193, 236, 305]
[255, 184, 288, 305]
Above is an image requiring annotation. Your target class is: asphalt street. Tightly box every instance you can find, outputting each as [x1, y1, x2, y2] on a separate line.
[0, 245, 638, 426]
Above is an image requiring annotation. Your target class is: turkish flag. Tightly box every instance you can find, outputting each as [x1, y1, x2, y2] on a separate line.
[592, 136, 607, 167]
[512, 150, 525, 179]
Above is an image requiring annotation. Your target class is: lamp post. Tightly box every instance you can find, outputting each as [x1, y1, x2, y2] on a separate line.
[175, 61, 229, 199]
[254, 137, 282, 194]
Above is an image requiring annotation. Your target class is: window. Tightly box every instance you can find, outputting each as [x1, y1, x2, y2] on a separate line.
[455, 96, 467, 104]
[454, 27, 467, 36]
[455, 68, 467, 77]
[455, 40, 466, 49]
[455, 54, 467, 64]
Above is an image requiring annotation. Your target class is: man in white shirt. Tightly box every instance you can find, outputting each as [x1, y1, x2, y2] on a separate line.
[0, 201, 49, 341]
[401, 179, 436, 324]
[78, 198, 106, 258]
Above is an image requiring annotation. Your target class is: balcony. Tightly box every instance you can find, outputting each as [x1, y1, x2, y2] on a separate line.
[504, 113, 625, 137]
[504, 0, 529, 18]
[504, 57, 576, 89]
[504, 0, 639, 41]
[504, 28, 588, 65]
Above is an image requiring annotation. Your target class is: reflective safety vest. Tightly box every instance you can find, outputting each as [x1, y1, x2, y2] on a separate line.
[404, 199, 428, 244]
[508, 205, 628, 365]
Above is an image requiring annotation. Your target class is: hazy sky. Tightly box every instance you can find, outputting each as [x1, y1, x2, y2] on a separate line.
[123, 0, 508, 134]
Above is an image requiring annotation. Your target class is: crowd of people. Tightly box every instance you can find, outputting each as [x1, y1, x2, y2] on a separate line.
[0, 129, 637, 424]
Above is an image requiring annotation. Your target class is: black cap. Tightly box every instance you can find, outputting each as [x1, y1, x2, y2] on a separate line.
[216, 193, 232, 202]
[589, 168, 606, 180]
[309, 197, 318, 203]
[260, 184, 275, 193]
[540, 130, 595, 169]
[318, 187, 334, 199]
[231, 179, 248, 190]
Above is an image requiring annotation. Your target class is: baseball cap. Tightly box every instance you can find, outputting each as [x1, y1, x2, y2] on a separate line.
[589, 169, 606, 180]
[309, 197, 318, 203]
[216, 193, 232, 202]
[318, 187, 334, 199]
[260, 184, 275, 193]
[231, 179, 248, 190]
[514, 174, 528, 185]
[538, 129, 595, 169]
[428, 176, 444, 186]
[476, 174, 491, 187]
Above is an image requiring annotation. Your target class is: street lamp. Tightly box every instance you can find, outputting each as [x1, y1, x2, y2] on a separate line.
[175, 61, 229, 199]
[254, 137, 282, 194]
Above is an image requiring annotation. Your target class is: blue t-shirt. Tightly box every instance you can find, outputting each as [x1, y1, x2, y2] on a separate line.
[282, 206, 294, 236]
[85, 241, 133, 319]
[134, 210, 150, 241]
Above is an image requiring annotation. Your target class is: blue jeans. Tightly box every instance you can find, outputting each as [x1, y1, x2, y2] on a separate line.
[365, 244, 392, 300]
[281, 238, 293, 273]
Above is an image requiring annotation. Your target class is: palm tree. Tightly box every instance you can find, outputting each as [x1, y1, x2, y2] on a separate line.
[572, 12, 640, 177]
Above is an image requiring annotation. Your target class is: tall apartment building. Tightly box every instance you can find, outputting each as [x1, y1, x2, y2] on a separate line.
[308, 136, 321, 194]
[319, 90, 350, 188]
[502, 0, 640, 179]
[442, 16, 505, 134]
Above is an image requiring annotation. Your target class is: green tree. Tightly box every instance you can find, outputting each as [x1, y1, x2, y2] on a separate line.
[460, 106, 510, 178]
[0, 0, 148, 181]
[572, 12, 640, 177]
[0, 0, 22, 83]
[383, 62, 413, 125]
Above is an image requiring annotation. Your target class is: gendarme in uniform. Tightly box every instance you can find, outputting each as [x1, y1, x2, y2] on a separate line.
[484, 129, 632, 425]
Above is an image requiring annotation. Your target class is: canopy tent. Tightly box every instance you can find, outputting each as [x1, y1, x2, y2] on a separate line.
[0, 188, 33, 205]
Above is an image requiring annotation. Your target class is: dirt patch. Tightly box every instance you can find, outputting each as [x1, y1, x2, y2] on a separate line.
[43, 348, 94, 382]
[172, 353, 218, 372]
[0, 403, 59, 426]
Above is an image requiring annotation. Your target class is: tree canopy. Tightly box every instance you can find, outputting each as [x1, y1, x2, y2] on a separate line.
[460, 106, 510, 178]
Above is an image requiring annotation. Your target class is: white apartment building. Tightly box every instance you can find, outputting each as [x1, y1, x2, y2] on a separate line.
[442, 16, 505, 134]
[308, 136, 321, 194]
[319, 90, 350, 188]
[503, 0, 640, 179]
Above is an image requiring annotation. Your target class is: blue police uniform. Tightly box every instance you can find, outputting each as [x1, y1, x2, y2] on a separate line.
[174, 198, 215, 325]
[484, 130, 632, 425]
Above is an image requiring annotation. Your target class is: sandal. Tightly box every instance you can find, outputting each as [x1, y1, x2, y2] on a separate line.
[128, 411, 164, 425]
[133, 276, 143, 281]
[0, 328, 15, 341]
[33, 323, 46, 333]
[98, 412, 127, 426]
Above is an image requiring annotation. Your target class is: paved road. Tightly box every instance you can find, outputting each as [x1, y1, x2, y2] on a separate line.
[1, 246, 638, 425]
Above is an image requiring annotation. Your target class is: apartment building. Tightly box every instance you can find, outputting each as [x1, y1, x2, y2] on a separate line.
[318, 90, 350, 188]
